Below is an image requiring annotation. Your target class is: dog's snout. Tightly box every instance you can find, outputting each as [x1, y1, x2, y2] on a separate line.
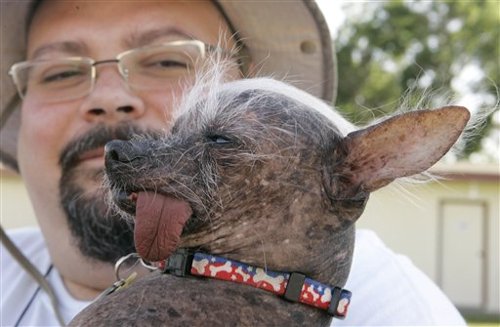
[105, 141, 121, 162]
[105, 140, 142, 164]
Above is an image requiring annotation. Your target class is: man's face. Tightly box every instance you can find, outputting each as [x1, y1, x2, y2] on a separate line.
[17, 0, 237, 263]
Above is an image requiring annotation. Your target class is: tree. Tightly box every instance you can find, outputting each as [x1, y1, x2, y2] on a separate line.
[334, 0, 499, 160]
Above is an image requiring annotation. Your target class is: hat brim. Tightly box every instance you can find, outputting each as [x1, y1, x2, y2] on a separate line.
[0, 0, 335, 172]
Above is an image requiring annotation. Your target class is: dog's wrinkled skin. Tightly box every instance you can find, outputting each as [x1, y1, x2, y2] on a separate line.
[70, 77, 469, 326]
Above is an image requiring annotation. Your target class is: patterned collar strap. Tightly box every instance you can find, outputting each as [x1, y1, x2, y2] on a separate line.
[159, 249, 352, 319]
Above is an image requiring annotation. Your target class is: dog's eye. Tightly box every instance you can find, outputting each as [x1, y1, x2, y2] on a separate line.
[207, 134, 232, 145]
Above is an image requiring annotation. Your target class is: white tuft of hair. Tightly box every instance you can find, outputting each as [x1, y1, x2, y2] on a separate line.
[173, 49, 356, 137]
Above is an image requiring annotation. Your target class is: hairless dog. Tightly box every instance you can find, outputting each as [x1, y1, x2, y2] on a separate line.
[70, 68, 469, 326]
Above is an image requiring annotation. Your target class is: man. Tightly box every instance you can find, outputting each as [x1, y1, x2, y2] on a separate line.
[0, 1, 465, 325]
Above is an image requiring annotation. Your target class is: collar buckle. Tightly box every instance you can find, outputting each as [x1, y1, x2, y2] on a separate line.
[163, 248, 194, 277]
[283, 272, 306, 302]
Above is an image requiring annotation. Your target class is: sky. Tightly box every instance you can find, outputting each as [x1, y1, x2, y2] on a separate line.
[316, 0, 346, 37]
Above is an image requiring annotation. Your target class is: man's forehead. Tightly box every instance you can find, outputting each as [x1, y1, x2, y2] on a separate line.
[125, 27, 196, 49]
[27, 0, 230, 58]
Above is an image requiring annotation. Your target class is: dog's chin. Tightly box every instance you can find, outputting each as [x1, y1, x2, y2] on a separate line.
[181, 215, 204, 234]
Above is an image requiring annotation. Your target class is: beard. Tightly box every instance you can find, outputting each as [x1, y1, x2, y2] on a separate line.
[59, 123, 160, 263]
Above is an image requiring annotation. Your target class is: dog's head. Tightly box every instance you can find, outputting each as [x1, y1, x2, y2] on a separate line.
[104, 77, 470, 286]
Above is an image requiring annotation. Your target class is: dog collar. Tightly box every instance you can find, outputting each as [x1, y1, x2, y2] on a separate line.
[157, 249, 352, 319]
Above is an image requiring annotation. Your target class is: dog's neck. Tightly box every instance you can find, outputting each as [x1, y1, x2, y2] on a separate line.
[153, 249, 352, 319]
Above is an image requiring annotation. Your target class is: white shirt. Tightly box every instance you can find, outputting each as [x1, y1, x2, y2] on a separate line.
[1, 227, 465, 326]
[337, 229, 466, 326]
[0, 228, 90, 326]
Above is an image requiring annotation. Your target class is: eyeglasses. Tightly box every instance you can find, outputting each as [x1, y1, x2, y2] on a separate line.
[9, 40, 226, 103]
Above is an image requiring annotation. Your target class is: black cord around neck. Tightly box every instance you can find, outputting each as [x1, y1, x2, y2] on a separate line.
[15, 264, 55, 327]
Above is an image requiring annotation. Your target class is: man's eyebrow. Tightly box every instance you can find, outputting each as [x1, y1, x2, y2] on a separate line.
[30, 41, 87, 60]
[29, 28, 194, 60]
[125, 27, 195, 48]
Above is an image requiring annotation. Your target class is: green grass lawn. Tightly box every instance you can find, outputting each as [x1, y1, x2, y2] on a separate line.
[465, 313, 499, 327]
[467, 319, 499, 327]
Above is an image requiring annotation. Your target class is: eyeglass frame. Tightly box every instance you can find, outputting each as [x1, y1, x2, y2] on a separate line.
[8, 39, 247, 101]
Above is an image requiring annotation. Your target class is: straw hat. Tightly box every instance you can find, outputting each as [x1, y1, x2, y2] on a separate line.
[0, 0, 335, 172]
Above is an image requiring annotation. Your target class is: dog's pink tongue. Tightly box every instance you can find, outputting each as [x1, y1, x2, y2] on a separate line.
[134, 192, 192, 262]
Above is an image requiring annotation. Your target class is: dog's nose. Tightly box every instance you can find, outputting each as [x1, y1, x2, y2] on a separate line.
[105, 140, 141, 163]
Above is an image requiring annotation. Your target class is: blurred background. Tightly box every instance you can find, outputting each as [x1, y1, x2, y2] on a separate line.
[1, 0, 499, 324]
[318, 0, 499, 323]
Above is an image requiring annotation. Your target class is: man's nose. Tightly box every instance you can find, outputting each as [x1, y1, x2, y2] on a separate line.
[79, 66, 146, 122]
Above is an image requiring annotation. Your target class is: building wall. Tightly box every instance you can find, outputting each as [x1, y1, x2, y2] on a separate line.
[358, 177, 499, 314]
[1, 165, 499, 314]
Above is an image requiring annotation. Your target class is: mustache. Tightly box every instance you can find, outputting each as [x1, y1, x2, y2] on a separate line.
[59, 123, 161, 172]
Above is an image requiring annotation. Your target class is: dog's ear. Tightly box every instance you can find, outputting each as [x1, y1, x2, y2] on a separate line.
[333, 106, 470, 200]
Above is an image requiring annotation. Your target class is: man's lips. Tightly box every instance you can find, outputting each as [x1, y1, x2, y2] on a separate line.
[78, 147, 105, 163]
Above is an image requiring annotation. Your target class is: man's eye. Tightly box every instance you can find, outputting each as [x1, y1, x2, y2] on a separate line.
[154, 60, 188, 69]
[140, 58, 189, 70]
[41, 70, 84, 83]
